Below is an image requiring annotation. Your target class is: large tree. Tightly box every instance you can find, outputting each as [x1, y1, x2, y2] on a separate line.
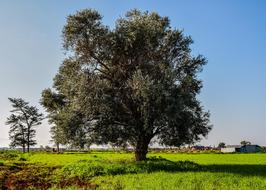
[6, 98, 43, 153]
[42, 9, 211, 161]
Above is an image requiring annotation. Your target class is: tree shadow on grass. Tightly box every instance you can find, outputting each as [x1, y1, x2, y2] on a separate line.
[203, 164, 266, 177]
[135, 158, 201, 173]
[132, 157, 266, 177]
[58, 157, 266, 179]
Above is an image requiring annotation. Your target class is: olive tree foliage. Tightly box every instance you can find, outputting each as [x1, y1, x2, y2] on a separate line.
[41, 9, 211, 160]
[41, 88, 91, 150]
[6, 98, 43, 153]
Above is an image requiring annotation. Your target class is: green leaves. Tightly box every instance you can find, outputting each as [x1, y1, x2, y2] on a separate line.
[6, 98, 43, 152]
[42, 9, 211, 160]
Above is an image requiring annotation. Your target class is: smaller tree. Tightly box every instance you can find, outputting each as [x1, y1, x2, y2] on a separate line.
[218, 142, 226, 148]
[6, 115, 27, 152]
[6, 98, 43, 152]
[240, 140, 251, 146]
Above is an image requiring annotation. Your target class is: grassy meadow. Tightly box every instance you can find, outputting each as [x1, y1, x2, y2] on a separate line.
[1, 151, 266, 189]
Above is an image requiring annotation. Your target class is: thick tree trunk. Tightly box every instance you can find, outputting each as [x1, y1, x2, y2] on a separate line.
[135, 139, 149, 161]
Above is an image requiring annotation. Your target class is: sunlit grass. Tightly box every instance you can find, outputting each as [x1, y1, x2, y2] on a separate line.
[25, 152, 266, 166]
[154, 153, 266, 165]
[27, 152, 134, 166]
[93, 172, 266, 190]
[2, 151, 266, 189]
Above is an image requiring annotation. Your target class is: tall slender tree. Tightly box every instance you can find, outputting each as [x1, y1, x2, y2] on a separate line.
[42, 9, 211, 161]
[6, 98, 43, 152]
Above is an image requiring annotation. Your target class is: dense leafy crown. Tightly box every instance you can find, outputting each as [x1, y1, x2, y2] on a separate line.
[41, 9, 211, 149]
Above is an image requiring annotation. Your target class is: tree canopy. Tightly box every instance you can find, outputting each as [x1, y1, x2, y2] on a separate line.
[41, 9, 211, 160]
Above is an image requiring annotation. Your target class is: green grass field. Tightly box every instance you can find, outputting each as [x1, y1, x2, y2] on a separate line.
[1, 151, 266, 189]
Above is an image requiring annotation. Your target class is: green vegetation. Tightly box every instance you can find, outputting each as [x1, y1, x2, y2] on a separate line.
[0, 7, 263, 190]
[6, 98, 43, 153]
[41, 9, 211, 161]
[94, 172, 266, 190]
[1, 151, 266, 189]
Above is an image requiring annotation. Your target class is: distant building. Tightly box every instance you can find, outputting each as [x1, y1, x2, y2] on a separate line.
[240, 145, 263, 153]
[221, 145, 241, 153]
[221, 145, 263, 153]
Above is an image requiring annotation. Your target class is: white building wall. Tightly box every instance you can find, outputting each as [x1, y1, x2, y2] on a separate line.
[221, 147, 236, 153]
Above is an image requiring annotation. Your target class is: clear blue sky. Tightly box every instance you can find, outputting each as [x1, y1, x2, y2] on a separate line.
[0, 0, 265, 147]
